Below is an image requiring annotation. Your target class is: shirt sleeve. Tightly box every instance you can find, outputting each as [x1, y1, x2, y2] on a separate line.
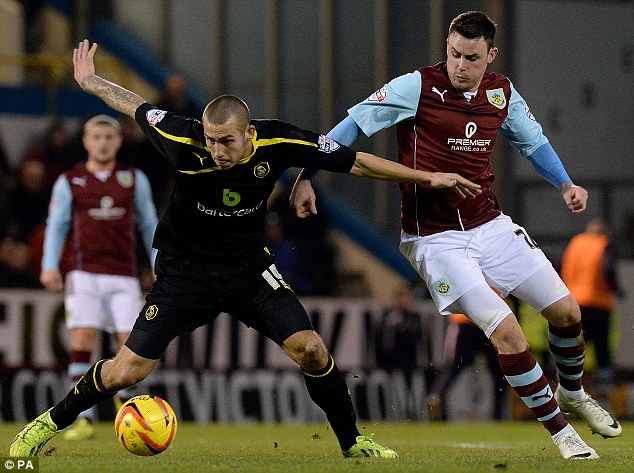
[290, 129, 357, 173]
[525, 142, 571, 188]
[500, 82, 571, 188]
[327, 115, 362, 147]
[42, 175, 72, 271]
[347, 70, 422, 137]
[133, 169, 159, 268]
[135, 102, 206, 169]
[499, 81, 549, 157]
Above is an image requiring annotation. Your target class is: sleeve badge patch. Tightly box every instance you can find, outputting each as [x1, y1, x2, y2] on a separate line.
[486, 88, 507, 109]
[368, 86, 388, 102]
[318, 135, 340, 153]
[146, 109, 167, 127]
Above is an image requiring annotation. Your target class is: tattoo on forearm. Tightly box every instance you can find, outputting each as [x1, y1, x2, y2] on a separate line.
[82, 75, 144, 117]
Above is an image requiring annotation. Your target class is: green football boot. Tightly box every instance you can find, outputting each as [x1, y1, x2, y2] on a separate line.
[9, 408, 61, 456]
[343, 435, 399, 459]
[62, 417, 95, 441]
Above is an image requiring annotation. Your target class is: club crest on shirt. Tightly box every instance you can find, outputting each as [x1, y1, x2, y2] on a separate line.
[145, 305, 158, 320]
[318, 135, 340, 153]
[146, 109, 167, 126]
[368, 86, 387, 102]
[71, 176, 87, 187]
[486, 88, 507, 109]
[116, 170, 134, 188]
[254, 162, 270, 178]
[432, 276, 452, 296]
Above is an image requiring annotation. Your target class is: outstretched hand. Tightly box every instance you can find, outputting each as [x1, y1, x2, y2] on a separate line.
[73, 39, 98, 88]
[423, 173, 482, 199]
[561, 182, 588, 213]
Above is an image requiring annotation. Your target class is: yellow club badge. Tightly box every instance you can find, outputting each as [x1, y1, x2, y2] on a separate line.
[254, 162, 270, 178]
[145, 305, 158, 320]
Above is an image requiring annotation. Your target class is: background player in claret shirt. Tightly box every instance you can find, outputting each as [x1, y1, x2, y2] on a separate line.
[9, 40, 481, 459]
[291, 10, 621, 460]
[39, 114, 158, 441]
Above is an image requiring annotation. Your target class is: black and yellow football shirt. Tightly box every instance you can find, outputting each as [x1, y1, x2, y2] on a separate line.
[135, 102, 356, 261]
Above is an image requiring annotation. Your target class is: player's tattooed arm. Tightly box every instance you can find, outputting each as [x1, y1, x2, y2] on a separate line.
[73, 39, 145, 118]
[80, 74, 145, 117]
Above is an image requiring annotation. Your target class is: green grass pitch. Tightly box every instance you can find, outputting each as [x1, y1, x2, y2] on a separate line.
[2, 421, 633, 472]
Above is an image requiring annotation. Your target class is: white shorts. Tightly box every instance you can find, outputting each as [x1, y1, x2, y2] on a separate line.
[64, 270, 143, 333]
[399, 215, 570, 336]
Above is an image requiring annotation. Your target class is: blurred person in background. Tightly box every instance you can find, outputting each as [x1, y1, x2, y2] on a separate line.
[560, 218, 625, 407]
[23, 121, 79, 192]
[0, 159, 50, 243]
[156, 74, 199, 119]
[427, 312, 506, 421]
[264, 211, 312, 295]
[38, 114, 158, 442]
[268, 186, 338, 296]
[0, 237, 40, 288]
[375, 284, 423, 372]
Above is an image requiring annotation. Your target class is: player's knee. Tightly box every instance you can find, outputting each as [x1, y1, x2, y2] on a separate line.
[286, 334, 327, 370]
[490, 317, 528, 354]
[299, 339, 328, 370]
[542, 295, 581, 326]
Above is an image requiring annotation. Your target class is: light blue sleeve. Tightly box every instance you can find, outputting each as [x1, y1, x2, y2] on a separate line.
[133, 169, 158, 268]
[327, 115, 362, 147]
[525, 143, 571, 188]
[500, 81, 571, 188]
[499, 81, 549, 157]
[347, 70, 422, 137]
[42, 176, 72, 271]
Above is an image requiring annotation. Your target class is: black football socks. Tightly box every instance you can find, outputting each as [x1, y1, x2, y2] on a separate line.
[302, 355, 360, 451]
[50, 359, 117, 429]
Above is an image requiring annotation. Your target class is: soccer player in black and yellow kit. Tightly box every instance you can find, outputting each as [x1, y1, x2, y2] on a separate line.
[10, 40, 481, 459]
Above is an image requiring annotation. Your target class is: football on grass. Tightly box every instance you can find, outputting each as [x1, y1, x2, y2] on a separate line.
[115, 395, 177, 456]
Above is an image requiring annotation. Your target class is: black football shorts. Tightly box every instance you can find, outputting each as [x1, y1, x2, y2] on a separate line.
[125, 250, 314, 359]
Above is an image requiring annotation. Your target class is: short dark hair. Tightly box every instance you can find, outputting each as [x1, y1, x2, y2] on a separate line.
[203, 95, 250, 128]
[449, 11, 497, 49]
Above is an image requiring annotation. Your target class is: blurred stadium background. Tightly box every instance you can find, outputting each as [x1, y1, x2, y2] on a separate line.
[0, 0, 633, 426]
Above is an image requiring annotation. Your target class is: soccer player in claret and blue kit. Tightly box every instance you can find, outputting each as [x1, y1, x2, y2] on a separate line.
[39, 114, 158, 441]
[9, 39, 482, 459]
[291, 10, 622, 460]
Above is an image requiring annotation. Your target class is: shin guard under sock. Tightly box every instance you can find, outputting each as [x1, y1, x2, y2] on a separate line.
[499, 349, 567, 435]
[302, 355, 360, 451]
[50, 360, 117, 429]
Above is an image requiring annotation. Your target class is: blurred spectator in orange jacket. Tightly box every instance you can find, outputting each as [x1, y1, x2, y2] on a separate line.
[560, 218, 624, 406]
